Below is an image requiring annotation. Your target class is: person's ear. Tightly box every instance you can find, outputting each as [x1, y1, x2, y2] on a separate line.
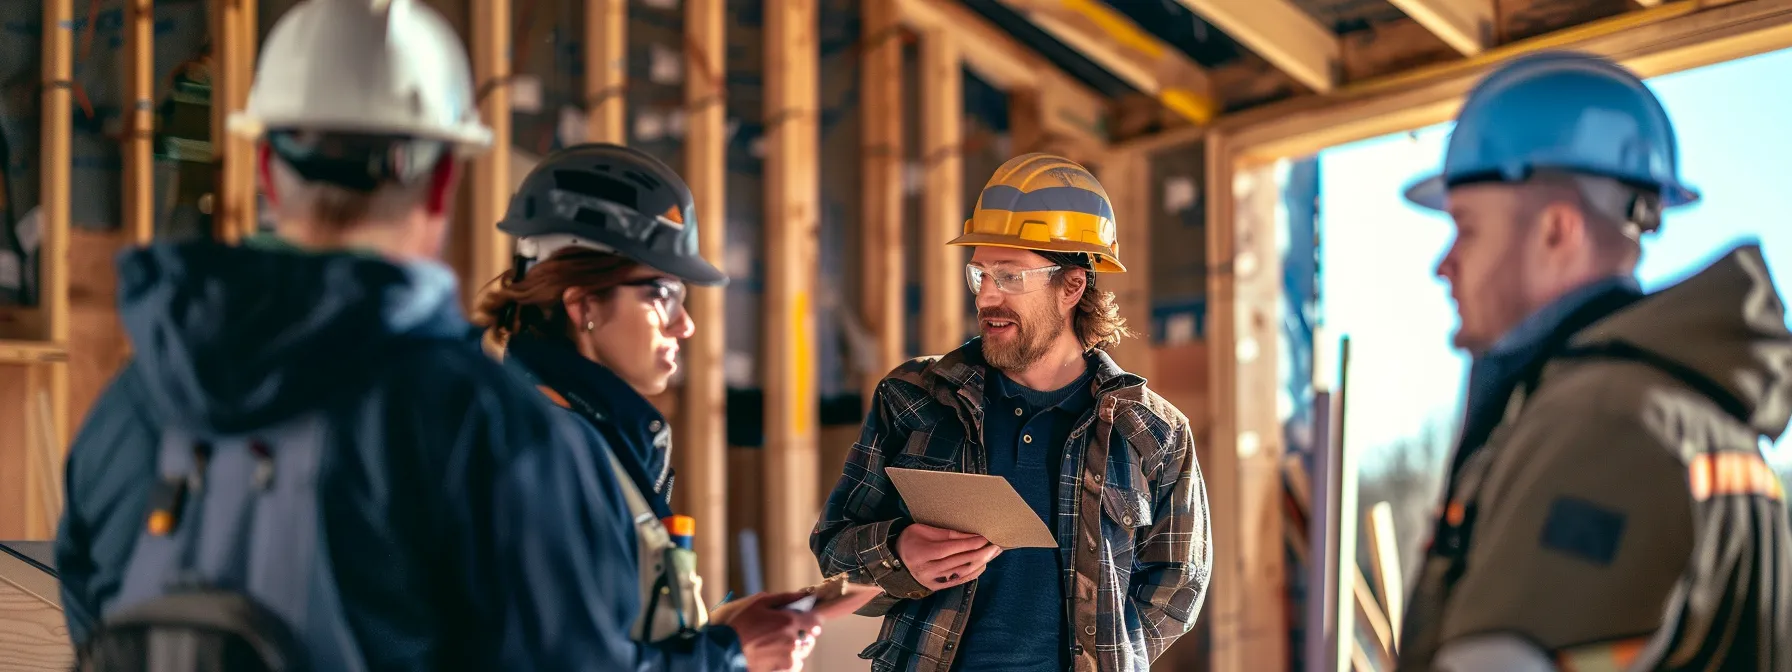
[562, 287, 594, 331]
[1060, 269, 1087, 310]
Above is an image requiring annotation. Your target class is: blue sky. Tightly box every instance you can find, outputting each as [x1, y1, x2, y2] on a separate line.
[1319, 48, 1792, 471]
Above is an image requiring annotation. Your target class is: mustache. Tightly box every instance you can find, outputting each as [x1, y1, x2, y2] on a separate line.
[978, 308, 1021, 322]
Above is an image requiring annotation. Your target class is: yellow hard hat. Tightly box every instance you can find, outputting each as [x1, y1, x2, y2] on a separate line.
[949, 153, 1125, 273]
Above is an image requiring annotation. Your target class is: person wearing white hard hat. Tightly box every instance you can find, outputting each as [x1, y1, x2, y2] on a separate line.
[54, 0, 696, 669]
[1396, 51, 1792, 672]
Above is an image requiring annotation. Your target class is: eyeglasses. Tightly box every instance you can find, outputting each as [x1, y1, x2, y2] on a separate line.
[617, 278, 689, 325]
[965, 264, 1061, 295]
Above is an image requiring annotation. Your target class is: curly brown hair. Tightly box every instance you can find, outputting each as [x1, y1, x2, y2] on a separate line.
[473, 249, 640, 345]
[1039, 251, 1135, 351]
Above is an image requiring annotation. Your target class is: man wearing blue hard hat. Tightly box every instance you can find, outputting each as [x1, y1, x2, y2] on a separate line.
[1397, 51, 1792, 671]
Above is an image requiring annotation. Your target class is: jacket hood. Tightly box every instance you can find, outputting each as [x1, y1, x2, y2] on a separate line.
[1574, 244, 1792, 439]
[117, 240, 469, 434]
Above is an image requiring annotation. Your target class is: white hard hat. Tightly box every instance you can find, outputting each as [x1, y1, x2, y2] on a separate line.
[228, 0, 492, 154]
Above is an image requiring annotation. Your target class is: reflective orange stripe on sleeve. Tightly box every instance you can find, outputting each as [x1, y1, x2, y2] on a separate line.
[1556, 636, 1647, 672]
[538, 385, 572, 409]
[1688, 452, 1786, 501]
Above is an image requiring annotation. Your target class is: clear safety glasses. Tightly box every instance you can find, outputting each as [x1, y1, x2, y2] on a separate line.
[618, 278, 689, 325]
[965, 264, 1062, 295]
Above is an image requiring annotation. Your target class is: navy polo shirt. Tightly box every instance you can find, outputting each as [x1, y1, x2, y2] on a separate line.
[953, 364, 1095, 671]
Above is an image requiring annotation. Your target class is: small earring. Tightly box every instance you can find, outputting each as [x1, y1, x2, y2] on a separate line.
[584, 321, 596, 332]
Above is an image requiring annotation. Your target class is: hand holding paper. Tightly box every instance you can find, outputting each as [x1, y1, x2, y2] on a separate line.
[782, 573, 884, 618]
[883, 467, 1057, 549]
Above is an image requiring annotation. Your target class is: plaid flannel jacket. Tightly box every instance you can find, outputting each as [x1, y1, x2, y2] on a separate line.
[810, 342, 1212, 672]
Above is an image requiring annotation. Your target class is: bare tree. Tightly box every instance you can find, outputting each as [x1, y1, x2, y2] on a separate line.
[1357, 420, 1453, 586]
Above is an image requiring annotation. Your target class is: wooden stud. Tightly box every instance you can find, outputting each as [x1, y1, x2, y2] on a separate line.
[1234, 155, 1290, 672]
[1200, 130, 1244, 672]
[208, 0, 239, 243]
[468, 0, 513, 308]
[895, 0, 1109, 151]
[586, 0, 627, 144]
[31, 0, 74, 542]
[676, 0, 729, 606]
[1200, 131, 1290, 671]
[762, 0, 821, 593]
[1170, 0, 1340, 93]
[1387, 0, 1495, 56]
[124, 0, 155, 245]
[233, 0, 257, 239]
[860, 0, 905, 404]
[1366, 501, 1405, 649]
[1121, 0, 1792, 163]
[918, 28, 963, 356]
[994, 0, 1218, 124]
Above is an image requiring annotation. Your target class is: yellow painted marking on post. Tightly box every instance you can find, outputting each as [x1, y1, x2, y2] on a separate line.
[793, 290, 815, 434]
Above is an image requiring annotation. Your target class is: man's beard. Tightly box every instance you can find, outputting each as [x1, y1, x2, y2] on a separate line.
[980, 303, 1066, 372]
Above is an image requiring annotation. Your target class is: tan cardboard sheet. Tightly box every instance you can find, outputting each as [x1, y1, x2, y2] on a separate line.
[884, 467, 1057, 549]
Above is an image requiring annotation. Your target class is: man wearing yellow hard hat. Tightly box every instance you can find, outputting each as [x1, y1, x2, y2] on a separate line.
[812, 153, 1212, 671]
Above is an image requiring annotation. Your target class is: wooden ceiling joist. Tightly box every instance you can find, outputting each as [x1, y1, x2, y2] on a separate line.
[994, 0, 1219, 124]
[894, 0, 1109, 148]
[1388, 0, 1495, 56]
[1172, 0, 1341, 93]
[1123, 0, 1792, 162]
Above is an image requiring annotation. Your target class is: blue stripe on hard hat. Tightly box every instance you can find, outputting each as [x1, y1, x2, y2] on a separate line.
[1404, 51, 1700, 212]
[977, 185, 1116, 220]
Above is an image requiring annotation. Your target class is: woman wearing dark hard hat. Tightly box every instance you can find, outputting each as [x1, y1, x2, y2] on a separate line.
[475, 143, 822, 671]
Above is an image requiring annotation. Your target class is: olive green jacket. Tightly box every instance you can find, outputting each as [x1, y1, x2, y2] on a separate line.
[1399, 245, 1792, 671]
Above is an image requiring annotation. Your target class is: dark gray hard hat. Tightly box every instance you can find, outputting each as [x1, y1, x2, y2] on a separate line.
[498, 143, 726, 286]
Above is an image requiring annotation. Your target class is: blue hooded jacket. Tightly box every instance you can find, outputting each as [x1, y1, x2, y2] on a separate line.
[53, 240, 741, 670]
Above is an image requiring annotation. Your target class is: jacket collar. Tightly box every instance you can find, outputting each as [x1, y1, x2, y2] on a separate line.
[926, 338, 1146, 416]
[505, 333, 674, 511]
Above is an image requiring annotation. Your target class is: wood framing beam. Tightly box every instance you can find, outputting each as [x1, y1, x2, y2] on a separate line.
[676, 0, 728, 606]
[1200, 132, 1289, 671]
[1172, 0, 1340, 93]
[994, 0, 1218, 124]
[586, 0, 627, 143]
[763, 0, 822, 594]
[860, 0, 906, 404]
[233, 0, 257, 239]
[895, 0, 1109, 150]
[1124, 0, 1792, 163]
[919, 28, 965, 356]
[1387, 0, 1495, 56]
[125, 0, 155, 245]
[30, 0, 74, 542]
[468, 0, 513, 308]
[1366, 501, 1405, 649]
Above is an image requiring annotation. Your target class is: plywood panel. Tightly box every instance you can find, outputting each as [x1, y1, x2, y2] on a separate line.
[0, 547, 70, 671]
[0, 367, 35, 540]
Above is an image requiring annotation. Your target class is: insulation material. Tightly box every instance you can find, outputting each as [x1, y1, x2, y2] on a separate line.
[0, 0, 210, 306]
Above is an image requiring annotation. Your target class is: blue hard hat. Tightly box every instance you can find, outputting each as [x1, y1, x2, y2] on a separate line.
[1404, 51, 1699, 212]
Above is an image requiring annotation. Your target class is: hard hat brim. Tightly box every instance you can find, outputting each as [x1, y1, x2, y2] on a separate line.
[228, 111, 495, 157]
[1404, 175, 1448, 211]
[946, 232, 1127, 273]
[1404, 171, 1701, 211]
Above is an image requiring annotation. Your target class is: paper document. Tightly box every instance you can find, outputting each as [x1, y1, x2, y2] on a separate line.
[884, 467, 1057, 549]
[782, 573, 882, 618]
